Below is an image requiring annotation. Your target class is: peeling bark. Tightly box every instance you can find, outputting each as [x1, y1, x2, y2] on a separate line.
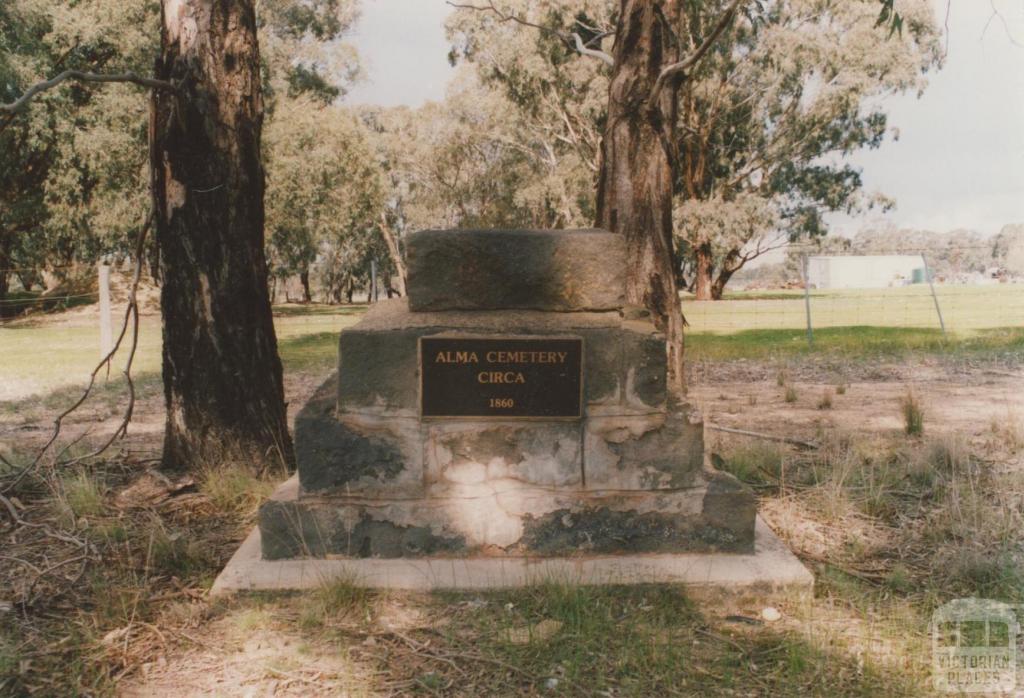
[151, 0, 294, 471]
[597, 0, 686, 396]
[378, 214, 407, 297]
[693, 244, 713, 301]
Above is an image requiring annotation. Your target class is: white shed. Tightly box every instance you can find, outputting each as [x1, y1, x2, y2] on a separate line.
[806, 255, 924, 290]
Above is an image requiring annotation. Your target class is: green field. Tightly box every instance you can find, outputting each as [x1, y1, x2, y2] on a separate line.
[683, 283, 1024, 333]
[2, 285, 1022, 403]
[0, 305, 366, 403]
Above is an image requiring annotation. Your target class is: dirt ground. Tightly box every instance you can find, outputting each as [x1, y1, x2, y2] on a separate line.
[692, 360, 1024, 445]
[3, 341, 1023, 695]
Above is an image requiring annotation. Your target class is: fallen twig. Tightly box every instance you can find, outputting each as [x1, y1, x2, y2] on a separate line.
[2, 213, 152, 495]
[706, 424, 819, 450]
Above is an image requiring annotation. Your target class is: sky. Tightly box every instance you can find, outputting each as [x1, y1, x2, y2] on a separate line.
[345, 0, 1024, 237]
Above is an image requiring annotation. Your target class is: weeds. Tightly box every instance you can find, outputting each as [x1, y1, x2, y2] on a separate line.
[818, 388, 833, 410]
[941, 548, 1024, 602]
[717, 443, 785, 486]
[199, 462, 275, 516]
[901, 389, 924, 436]
[298, 576, 371, 630]
[54, 469, 105, 523]
[990, 412, 1024, 451]
[785, 386, 798, 403]
[146, 516, 216, 579]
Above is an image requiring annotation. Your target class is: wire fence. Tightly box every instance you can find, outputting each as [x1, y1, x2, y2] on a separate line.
[682, 285, 1024, 335]
[1, 280, 1022, 406]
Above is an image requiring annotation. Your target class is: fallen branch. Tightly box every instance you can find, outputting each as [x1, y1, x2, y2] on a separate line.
[0, 71, 176, 113]
[706, 424, 818, 450]
[2, 212, 152, 494]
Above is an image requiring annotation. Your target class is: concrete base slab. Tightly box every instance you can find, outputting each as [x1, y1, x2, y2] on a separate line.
[211, 515, 813, 597]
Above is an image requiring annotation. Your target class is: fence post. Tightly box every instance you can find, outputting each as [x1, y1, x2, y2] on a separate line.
[802, 254, 813, 347]
[98, 261, 112, 358]
[920, 253, 946, 337]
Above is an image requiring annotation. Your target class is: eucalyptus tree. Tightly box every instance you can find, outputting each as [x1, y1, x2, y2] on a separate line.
[259, 0, 362, 104]
[449, 0, 941, 393]
[0, 0, 156, 299]
[360, 75, 549, 253]
[449, 0, 742, 393]
[673, 0, 940, 299]
[446, 3, 612, 228]
[264, 96, 385, 302]
[151, 0, 296, 471]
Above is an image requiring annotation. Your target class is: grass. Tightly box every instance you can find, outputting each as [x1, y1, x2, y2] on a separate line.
[715, 443, 785, 487]
[784, 385, 798, 403]
[717, 426, 1024, 606]
[0, 306, 363, 404]
[58, 470, 106, 520]
[686, 325, 1024, 362]
[1, 295, 1022, 694]
[818, 388, 833, 409]
[901, 389, 924, 436]
[199, 462, 276, 516]
[685, 283, 1024, 332]
[298, 576, 372, 630]
[3, 296, 1022, 407]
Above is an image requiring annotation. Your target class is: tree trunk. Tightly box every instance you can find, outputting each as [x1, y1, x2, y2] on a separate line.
[299, 268, 312, 303]
[0, 239, 9, 304]
[16, 270, 37, 292]
[151, 0, 294, 472]
[379, 214, 407, 297]
[710, 272, 731, 300]
[597, 0, 686, 396]
[711, 250, 743, 300]
[345, 280, 354, 304]
[693, 244, 713, 301]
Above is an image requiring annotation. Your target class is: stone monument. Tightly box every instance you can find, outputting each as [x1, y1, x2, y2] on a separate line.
[257, 229, 757, 562]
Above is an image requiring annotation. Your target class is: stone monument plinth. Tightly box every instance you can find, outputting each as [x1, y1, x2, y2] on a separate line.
[258, 229, 757, 561]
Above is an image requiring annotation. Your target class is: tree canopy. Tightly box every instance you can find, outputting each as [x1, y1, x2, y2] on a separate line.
[446, 0, 944, 299]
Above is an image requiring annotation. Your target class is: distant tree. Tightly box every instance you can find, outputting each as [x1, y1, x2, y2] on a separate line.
[446, 1, 612, 228]
[264, 97, 384, 302]
[993, 224, 1024, 276]
[673, 0, 940, 300]
[0, 0, 156, 299]
[361, 79, 543, 232]
[259, 0, 362, 104]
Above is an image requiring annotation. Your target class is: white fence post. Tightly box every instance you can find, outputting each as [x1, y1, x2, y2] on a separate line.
[920, 253, 947, 337]
[802, 254, 813, 347]
[98, 261, 113, 358]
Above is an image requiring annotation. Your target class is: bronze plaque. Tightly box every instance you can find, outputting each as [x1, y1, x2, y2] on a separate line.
[420, 337, 583, 419]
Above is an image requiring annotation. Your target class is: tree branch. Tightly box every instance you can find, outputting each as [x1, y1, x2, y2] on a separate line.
[572, 32, 614, 66]
[648, 0, 745, 112]
[0, 70, 177, 114]
[448, 1, 615, 66]
[1, 213, 152, 494]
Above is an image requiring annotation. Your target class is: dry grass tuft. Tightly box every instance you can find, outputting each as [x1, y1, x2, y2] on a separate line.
[198, 461, 275, 517]
[900, 389, 924, 436]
